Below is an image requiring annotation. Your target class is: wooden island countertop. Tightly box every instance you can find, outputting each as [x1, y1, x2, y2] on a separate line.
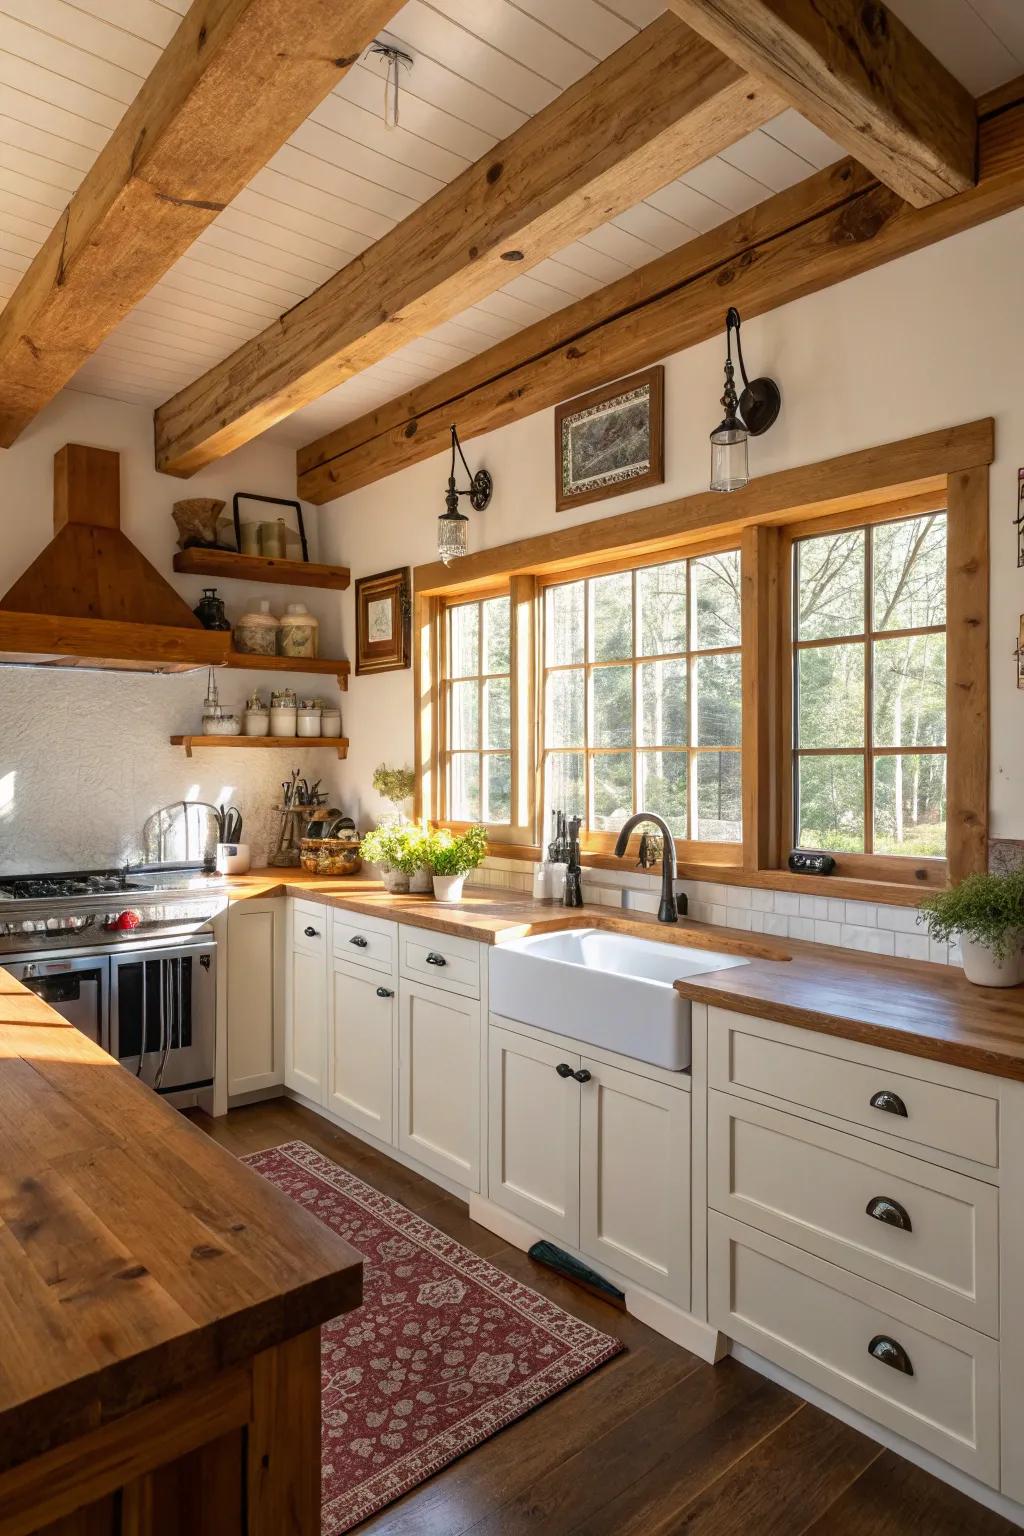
[227, 872, 1024, 1083]
[0, 976, 362, 1534]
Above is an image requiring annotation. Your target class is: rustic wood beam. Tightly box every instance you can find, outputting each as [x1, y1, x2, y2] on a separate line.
[0, 0, 400, 448]
[298, 89, 1022, 506]
[665, 0, 976, 208]
[153, 14, 784, 476]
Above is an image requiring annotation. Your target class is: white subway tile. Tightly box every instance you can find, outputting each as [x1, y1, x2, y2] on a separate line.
[623, 889, 659, 916]
[763, 913, 789, 937]
[800, 895, 830, 920]
[688, 901, 712, 924]
[726, 910, 752, 931]
[749, 911, 766, 933]
[827, 899, 846, 923]
[752, 890, 775, 912]
[726, 886, 752, 909]
[895, 933, 931, 962]
[710, 904, 729, 927]
[845, 901, 877, 927]
[775, 892, 801, 916]
[789, 917, 815, 941]
[929, 937, 951, 966]
[704, 883, 732, 907]
[949, 940, 962, 967]
[814, 920, 843, 945]
[842, 924, 895, 956]
[876, 906, 924, 934]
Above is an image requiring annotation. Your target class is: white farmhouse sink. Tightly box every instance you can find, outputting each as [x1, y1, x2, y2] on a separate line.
[489, 928, 749, 1070]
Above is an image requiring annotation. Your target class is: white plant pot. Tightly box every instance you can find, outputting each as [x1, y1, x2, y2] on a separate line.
[959, 934, 1024, 988]
[432, 873, 467, 903]
[382, 867, 410, 894]
[408, 868, 432, 894]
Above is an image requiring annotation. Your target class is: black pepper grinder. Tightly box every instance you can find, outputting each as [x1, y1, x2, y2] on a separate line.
[562, 815, 584, 908]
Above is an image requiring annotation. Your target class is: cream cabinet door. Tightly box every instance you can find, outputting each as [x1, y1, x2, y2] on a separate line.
[227, 899, 283, 1096]
[579, 1057, 690, 1307]
[488, 1023, 580, 1244]
[328, 960, 396, 1143]
[399, 980, 481, 1190]
[285, 942, 327, 1102]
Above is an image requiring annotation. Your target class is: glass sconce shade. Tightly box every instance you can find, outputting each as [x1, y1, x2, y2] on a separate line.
[710, 420, 749, 493]
[438, 505, 470, 565]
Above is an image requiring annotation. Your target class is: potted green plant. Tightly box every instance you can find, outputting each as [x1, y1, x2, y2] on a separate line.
[919, 871, 1024, 987]
[424, 826, 488, 903]
[372, 763, 416, 825]
[359, 824, 429, 895]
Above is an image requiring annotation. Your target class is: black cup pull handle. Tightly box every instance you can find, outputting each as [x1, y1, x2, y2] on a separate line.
[376, 986, 394, 999]
[350, 935, 368, 948]
[574, 1069, 592, 1084]
[866, 1195, 912, 1232]
[555, 1062, 575, 1078]
[426, 952, 447, 967]
[304, 925, 319, 938]
[869, 1089, 908, 1118]
[868, 1335, 914, 1376]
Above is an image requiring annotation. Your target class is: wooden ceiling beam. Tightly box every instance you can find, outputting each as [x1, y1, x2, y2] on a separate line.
[298, 86, 1023, 506]
[665, 0, 976, 209]
[0, 0, 401, 448]
[153, 14, 785, 477]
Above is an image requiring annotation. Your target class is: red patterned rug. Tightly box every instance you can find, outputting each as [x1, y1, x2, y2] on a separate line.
[243, 1141, 624, 1533]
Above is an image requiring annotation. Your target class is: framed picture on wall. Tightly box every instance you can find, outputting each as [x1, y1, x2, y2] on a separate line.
[355, 567, 411, 675]
[555, 365, 664, 512]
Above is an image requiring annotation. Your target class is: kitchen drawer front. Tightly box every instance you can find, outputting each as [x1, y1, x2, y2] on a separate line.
[332, 912, 396, 975]
[709, 1092, 999, 1334]
[709, 1213, 999, 1485]
[291, 899, 327, 954]
[400, 924, 480, 999]
[708, 1008, 999, 1169]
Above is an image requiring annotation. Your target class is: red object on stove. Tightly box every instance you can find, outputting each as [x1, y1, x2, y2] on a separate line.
[104, 909, 141, 932]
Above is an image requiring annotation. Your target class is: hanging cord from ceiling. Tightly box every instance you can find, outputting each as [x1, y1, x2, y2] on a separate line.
[369, 41, 414, 130]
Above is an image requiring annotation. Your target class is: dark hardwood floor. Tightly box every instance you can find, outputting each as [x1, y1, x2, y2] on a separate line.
[190, 1099, 1017, 1536]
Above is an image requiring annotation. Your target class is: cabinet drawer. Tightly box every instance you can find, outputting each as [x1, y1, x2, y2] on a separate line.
[708, 1008, 999, 1168]
[332, 912, 396, 975]
[709, 1213, 999, 1485]
[400, 924, 480, 998]
[292, 900, 327, 953]
[709, 1092, 999, 1334]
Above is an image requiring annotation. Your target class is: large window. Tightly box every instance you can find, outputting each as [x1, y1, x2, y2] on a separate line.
[442, 593, 512, 824]
[541, 551, 742, 846]
[791, 511, 947, 861]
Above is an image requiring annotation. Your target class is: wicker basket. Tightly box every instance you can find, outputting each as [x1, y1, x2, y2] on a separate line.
[299, 837, 362, 877]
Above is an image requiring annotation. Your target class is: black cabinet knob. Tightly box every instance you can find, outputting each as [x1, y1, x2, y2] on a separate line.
[866, 1195, 912, 1232]
[304, 925, 319, 938]
[868, 1335, 914, 1375]
[376, 986, 394, 999]
[350, 935, 368, 948]
[574, 1069, 592, 1084]
[425, 951, 447, 967]
[869, 1089, 908, 1118]
[555, 1062, 575, 1078]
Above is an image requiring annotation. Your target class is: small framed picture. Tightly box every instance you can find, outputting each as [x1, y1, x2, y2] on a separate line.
[555, 365, 664, 512]
[355, 567, 411, 675]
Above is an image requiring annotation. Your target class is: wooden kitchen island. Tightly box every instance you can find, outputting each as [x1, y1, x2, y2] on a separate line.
[0, 971, 362, 1536]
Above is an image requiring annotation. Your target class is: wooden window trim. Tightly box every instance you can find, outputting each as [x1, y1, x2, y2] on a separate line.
[413, 421, 991, 901]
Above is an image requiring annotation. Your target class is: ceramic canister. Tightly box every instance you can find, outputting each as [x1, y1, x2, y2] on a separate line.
[234, 599, 279, 656]
[278, 603, 319, 659]
[296, 702, 321, 738]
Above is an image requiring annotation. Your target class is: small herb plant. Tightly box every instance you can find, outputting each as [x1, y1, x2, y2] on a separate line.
[372, 763, 416, 813]
[919, 871, 1024, 961]
[359, 824, 429, 876]
[424, 826, 488, 877]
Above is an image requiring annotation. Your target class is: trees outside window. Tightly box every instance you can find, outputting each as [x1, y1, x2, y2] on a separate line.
[442, 594, 512, 825]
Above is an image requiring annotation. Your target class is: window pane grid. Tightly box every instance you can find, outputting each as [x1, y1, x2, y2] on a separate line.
[542, 551, 741, 844]
[442, 595, 511, 825]
[793, 512, 947, 860]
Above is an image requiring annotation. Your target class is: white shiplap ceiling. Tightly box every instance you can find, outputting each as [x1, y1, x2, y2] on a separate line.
[0, 0, 1019, 447]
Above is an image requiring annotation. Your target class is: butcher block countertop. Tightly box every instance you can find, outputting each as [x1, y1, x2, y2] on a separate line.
[0, 998, 363, 1474]
[228, 872, 1024, 1082]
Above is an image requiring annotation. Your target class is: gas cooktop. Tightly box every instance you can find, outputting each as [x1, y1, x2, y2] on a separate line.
[0, 870, 158, 901]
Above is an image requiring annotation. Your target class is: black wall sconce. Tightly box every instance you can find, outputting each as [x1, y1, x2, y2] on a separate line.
[438, 423, 493, 565]
[710, 307, 781, 492]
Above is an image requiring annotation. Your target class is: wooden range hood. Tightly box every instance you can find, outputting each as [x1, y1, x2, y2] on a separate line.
[0, 444, 229, 673]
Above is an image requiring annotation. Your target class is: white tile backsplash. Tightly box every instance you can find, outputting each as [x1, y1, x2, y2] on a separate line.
[479, 860, 959, 966]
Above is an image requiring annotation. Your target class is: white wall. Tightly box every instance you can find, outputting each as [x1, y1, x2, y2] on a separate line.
[0, 390, 348, 873]
[320, 206, 1024, 840]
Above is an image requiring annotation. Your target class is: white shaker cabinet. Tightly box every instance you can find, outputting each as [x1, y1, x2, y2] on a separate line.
[398, 978, 481, 1189]
[285, 902, 328, 1101]
[226, 898, 284, 1097]
[328, 959, 396, 1142]
[487, 1022, 581, 1245]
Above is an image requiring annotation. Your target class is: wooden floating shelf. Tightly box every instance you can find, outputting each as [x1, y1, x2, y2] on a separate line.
[171, 735, 349, 759]
[173, 548, 350, 590]
[224, 651, 350, 689]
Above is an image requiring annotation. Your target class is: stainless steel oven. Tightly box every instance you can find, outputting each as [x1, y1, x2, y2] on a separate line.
[8, 953, 107, 1047]
[110, 938, 216, 1093]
